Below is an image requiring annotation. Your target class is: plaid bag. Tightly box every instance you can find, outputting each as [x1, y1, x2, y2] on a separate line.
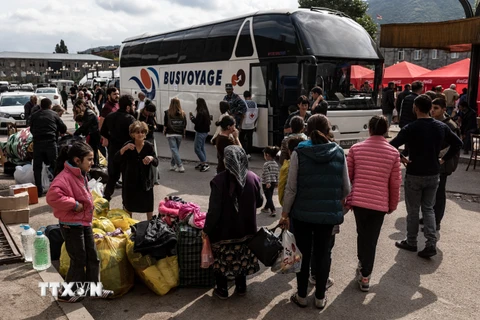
[176, 223, 214, 288]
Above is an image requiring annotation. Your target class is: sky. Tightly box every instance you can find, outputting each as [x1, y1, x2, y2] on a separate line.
[0, 0, 299, 53]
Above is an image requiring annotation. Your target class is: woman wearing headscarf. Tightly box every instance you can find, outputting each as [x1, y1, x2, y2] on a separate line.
[280, 114, 350, 310]
[203, 145, 263, 300]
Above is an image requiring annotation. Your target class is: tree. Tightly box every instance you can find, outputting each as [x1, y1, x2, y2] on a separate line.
[55, 40, 69, 54]
[98, 51, 115, 60]
[298, 0, 378, 39]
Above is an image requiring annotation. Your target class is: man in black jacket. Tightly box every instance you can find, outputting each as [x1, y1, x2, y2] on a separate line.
[391, 94, 462, 258]
[458, 100, 479, 154]
[101, 95, 136, 201]
[74, 100, 101, 167]
[399, 81, 424, 129]
[381, 81, 396, 127]
[24, 95, 38, 126]
[30, 98, 67, 197]
[395, 83, 411, 115]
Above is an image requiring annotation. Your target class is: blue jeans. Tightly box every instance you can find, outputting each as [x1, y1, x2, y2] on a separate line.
[167, 136, 182, 166]
[404, 174, 439, 247]
[194, 132, 208, 162]
[383, 111, 393, 126]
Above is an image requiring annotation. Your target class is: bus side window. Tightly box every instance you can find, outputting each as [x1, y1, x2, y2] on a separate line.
[253, 15, 300, 58]
[235, 20, 254, 57]
[159, 32, 184, 64]
[143, 36, 163, 66]
[205, 20, 243, 61]
[179, 26, 212, 64]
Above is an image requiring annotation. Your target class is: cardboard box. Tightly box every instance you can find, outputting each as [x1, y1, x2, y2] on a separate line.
[9, 183, 38, 205]
[0, 192, 29, 211]
[0, 208, 30, 224]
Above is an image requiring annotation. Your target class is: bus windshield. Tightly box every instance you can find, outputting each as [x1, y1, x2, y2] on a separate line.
[314, 61, 379, 110]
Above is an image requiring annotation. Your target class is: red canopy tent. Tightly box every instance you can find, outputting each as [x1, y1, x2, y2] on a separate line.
[417, 58, 473, 91]
[383, 61, 431, 87]
[350, 65, 374, 90]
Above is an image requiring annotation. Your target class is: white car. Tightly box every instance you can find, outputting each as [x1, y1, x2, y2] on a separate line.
[34, 87, 62, 106]
[0, 91, 31, 130]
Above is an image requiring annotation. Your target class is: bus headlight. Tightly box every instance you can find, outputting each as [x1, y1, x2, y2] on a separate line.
[331, 125, 338, 131]
[364, 124, 368, 130]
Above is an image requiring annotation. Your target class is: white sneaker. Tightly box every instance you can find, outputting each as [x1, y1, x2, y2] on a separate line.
[247, 154, 252, 160]
[315, 296, 327, 309]
[175, 165, 185, 173]
[170, 165, 177, 171]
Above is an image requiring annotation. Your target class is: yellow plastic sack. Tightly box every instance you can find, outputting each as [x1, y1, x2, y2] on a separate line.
[126, 238, 156, 272]
[126, 238, 178, 295]
[95, 234, 134, 297]
[98, 150, 107, 167]
[141, 256, 179, 296]
[59, 243, 70, 278]
[92, 217, 116, 232]
[93, 197, 110, 218]
[107, 209, 130, 220]
[110, 216, 139, 231]
[92, 228, 106, 236]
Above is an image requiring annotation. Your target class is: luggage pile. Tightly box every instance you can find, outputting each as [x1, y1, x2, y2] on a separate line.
[51, 193, 213, 299]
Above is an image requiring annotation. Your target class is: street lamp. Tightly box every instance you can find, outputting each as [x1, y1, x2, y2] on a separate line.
[45, 67, 53, 82]
[60, 66, 68, 80]
[108, 63, 116, 79]
[93, 61, 101, 77]
[82, 63, 91, 79]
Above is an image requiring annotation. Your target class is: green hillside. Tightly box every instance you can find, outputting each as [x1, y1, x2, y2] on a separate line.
[367, 0, 477, 25]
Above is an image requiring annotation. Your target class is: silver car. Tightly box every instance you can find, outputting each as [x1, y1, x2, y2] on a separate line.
[34, 87, 62, 106]
[0, 91, 31, 130]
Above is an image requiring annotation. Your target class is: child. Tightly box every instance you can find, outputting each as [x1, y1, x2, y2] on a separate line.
[278, 137, 306, 206]
[46, 142, 113, 302]
[261, 146, 280, 217]
[118, 121, 159, 220]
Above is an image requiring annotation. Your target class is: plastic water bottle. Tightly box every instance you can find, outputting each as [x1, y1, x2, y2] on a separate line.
[20, 225, 36, 262]
[33, 228, 51, 271]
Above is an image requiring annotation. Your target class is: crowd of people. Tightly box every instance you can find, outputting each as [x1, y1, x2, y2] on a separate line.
[32, 78, 470, 309]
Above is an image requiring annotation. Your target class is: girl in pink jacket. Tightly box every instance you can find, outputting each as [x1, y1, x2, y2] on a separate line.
[46, 141, 113, 302]
[346, 115, 402, 293]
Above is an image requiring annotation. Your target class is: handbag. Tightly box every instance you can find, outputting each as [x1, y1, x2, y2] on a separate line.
[247, 226, 282, 267]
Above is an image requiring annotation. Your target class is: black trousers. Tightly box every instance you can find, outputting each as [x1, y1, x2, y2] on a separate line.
[33, 140, 57, 196]
[215, 273, 246, 291]
[104, 146, 121, 200]
[239, 129, 254, 155]
[434, 173, 448, 226]
[310, 234, 335, 277]
[88, 131, 101, 167]
[354, 207, 386, 277]
[62, 99, 68, 111]
[262, 183, 277, 212]
[292, 219, 333, 299]
[60, 225, 99, 291]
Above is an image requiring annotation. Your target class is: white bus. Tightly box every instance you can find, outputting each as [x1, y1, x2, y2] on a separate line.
[119, 8, 383, 148]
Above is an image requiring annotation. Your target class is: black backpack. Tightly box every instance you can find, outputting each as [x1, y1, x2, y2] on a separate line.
[167, 112, 186, 134]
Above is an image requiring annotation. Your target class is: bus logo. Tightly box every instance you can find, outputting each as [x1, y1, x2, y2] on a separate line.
[231, 69, 246, 87]
[129, 67, 159, 100]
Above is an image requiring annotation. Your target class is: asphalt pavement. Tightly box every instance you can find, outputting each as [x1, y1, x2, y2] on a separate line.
[1, 108, 480, 319]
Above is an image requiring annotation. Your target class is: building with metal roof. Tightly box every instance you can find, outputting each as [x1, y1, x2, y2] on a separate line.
[0, 51, 115, 83]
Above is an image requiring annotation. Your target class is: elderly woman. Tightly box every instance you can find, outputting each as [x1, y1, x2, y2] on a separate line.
[203, 145, 263, 300]
[280, 114, 350, 310]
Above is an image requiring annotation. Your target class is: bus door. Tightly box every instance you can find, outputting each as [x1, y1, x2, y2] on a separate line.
[251, 62, 301, 146]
